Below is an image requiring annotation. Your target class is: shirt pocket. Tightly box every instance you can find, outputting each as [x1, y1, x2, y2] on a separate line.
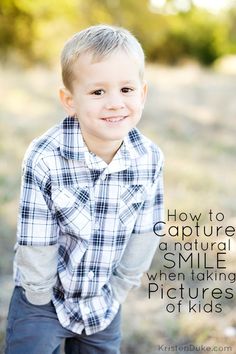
[52, 186, 91, 239]
[119, 185, 146, 227]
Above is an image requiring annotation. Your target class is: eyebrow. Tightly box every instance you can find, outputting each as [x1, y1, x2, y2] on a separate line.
[85, 80, 138, 89]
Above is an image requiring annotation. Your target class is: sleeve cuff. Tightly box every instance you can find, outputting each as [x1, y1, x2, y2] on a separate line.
[110, 274, 136, 304]
[25, 289, 53, 305]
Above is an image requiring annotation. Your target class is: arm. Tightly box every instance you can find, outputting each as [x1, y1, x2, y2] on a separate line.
[15, 145, 59, 305]
[15, 244, 58, 305]
[110, 232, 160, 303]
[111, 152, 164, 303]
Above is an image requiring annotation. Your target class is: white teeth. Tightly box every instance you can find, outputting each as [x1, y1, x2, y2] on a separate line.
[103, 116, 125, 122]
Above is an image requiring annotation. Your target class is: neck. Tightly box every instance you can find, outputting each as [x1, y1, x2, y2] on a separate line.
[82, 133, 123, 164]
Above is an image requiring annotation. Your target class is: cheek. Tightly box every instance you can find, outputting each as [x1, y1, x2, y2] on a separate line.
[128, 97, 143, 113]
[79, 101, 101, 117]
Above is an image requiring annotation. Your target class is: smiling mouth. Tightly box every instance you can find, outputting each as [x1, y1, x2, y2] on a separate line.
[101, 116, 127, 123]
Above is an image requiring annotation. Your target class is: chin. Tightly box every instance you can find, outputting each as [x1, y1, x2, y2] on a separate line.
[107, 127, 132, 138]
[103, 133, 127, 141]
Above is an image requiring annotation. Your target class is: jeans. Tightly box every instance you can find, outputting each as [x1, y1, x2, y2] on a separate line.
[5, 287, 121, 354]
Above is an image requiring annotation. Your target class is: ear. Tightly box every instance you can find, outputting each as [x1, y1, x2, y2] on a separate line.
[59, 87, 76, 116]
[141, 80, 148, 108]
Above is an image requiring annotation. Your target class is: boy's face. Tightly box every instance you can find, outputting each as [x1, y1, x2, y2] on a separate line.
[60, 50, 147, 152]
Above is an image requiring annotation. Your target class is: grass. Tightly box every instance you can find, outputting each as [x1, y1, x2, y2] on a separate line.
[0, 62, 236, 353]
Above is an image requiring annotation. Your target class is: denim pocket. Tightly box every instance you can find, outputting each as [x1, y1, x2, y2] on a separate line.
[5, 287, 21, 344]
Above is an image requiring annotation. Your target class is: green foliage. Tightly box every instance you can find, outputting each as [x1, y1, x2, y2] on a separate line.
[0, 0, 34, 61]
[227, 6, 236, 53]
[0, 0, 235, 65]
[0, 0, 85, 64]
[179, 9, 228, 64]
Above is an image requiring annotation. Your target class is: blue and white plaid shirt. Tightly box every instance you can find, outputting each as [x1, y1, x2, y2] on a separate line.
[15, 116, 164, 335]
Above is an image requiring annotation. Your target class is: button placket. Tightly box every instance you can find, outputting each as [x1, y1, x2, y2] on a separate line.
[87, 270, 94, 280]
[83, 306, 90, 315]
[100, 172, 107, 181]
[94, 221, 100, 230]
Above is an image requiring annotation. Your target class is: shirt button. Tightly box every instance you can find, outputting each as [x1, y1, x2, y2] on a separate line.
[84, 306, 90, 315]
[87, 271, 94, 280]
[100, 173, 106, 181]
[94, 221, 100, 230]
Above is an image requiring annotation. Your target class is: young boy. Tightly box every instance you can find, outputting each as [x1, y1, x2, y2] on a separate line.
[5, 24, 164, 354]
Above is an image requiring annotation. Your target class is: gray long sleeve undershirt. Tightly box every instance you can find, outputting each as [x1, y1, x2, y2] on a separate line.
[16, 232, 160, 305]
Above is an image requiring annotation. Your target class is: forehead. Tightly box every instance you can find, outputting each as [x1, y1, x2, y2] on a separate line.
[72, 50, 143, 85]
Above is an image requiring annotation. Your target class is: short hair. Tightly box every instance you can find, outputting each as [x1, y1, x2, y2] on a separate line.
[61, 24, 145, 91]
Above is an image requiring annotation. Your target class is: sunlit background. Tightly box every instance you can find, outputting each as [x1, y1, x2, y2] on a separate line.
[151, 0, 235, 13]
[0, 0, 236, 353]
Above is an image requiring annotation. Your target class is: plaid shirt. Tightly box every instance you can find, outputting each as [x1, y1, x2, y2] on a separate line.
[15, 116, 164, 335]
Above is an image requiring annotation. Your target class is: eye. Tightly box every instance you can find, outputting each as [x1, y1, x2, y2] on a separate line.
[121, 87, 134, 93]
[91, 89, 105, 96]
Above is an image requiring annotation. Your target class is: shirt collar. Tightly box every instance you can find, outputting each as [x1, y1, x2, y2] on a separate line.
[59, 116, 148, 171]
[59, 116, 86, 161]
[123, 128, 148, 160]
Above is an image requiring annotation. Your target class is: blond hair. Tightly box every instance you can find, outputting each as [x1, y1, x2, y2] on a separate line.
[61, 24, 145, 91]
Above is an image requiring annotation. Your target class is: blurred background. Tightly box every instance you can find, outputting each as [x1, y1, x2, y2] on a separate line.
[0, 0, 236, 353]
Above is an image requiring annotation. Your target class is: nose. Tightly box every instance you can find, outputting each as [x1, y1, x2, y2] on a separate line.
[105, 92, 125, 110]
